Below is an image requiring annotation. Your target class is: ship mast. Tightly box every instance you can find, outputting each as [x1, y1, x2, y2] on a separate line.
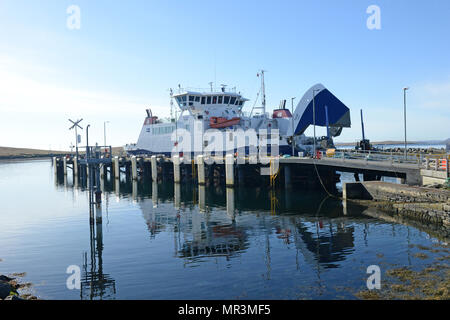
[260, 70, 266, 115]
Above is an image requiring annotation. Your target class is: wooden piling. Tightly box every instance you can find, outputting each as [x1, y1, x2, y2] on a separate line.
[225, 154, 234, 187]
[151, 156, 157, 181]
[197, 155, 206, 185]
[53, 157, 58, 175]
[131, 156, 138, 180]
[63, 156, 67, 175]
[173, 155, 181, 183]
[73, 156, 78, 176]
[114, 156, 119, 180]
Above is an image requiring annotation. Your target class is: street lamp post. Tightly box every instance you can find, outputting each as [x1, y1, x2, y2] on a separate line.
[104, 121, 110, 149]
[312, 89, 320, 158]
[403, 87, 409, 159]
[291, 97, 296, 156]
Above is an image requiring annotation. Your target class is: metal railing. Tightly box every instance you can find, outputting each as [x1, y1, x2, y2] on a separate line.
[317, 149, 450, 172]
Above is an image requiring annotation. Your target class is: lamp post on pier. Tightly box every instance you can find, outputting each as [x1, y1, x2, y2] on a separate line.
[312, 89, 321, 158]
[291, 97, 296, 156]
[403, 87, 409, 159]
[104, 121, 110, 149]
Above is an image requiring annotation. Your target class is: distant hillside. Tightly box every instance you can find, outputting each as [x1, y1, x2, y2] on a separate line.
[0, 146, 125, 159]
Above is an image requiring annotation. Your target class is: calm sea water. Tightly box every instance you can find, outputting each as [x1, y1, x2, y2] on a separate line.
[0, 159, 447, 300]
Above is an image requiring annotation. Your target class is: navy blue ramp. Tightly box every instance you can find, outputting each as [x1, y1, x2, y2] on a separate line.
[293, 84, 351, 137]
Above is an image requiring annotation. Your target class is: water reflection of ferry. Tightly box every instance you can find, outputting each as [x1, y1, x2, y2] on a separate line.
[137, 185, 358, 269]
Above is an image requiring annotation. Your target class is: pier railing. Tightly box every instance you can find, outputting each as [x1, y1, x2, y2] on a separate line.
[318, 149, 449, 172]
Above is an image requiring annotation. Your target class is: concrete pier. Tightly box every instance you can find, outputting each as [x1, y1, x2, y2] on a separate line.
[173, 155, 181, 183]
[151, 156, 157, 182]
[197, 155, 206, 185]
[131, 156, 138, 180]
[225, 154, 234, 187]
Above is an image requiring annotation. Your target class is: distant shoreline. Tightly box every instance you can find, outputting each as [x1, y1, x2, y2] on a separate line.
[335, 141, 448, 147]
[0, 146, 124, 159]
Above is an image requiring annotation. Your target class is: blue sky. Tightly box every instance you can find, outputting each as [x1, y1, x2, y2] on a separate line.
[0, 0, 449, 150]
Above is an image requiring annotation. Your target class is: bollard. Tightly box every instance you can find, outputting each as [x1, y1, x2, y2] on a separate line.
[131, 156, 138, 180]
[197, 155, 206, 185]
[151, 156, 158, 181]
[173, 155, 181, 183]
[225, 154, 235, 187]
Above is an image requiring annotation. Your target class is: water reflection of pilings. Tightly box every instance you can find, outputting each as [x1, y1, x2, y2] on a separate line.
[54, 167, 362, 271]
[80, 203, 116, 300]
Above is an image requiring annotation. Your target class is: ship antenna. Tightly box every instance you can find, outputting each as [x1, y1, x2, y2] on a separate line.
[260, 70, 266, 115]
[170, 88, 174, 121]
[208, 82, 213, 92]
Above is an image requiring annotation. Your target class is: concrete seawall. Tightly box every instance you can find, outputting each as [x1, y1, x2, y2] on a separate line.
[343, 181, 450, 230]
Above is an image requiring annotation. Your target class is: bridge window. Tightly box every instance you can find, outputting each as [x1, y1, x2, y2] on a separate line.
[189, 96, 194, 102]
[201, 97, 206, 104]
[212, 96, 217, 104]
[195, 96, 200, 102]
[207, 96, 211, 104]
[230, 97, 236, 105]
[224, 96, 230, 104]
[218, 96, 223, 104]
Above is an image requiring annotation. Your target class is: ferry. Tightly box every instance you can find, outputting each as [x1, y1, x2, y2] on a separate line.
[125, 71, 351, 157]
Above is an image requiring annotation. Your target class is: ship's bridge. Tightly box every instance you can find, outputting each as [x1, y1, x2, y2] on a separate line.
[173, 91, 249, 116]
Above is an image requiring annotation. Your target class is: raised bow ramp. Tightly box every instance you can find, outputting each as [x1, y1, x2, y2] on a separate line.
[293, 84, 351, 137]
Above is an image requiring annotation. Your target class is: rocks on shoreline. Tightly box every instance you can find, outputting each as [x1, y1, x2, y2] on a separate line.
[0, 273, 38, 301]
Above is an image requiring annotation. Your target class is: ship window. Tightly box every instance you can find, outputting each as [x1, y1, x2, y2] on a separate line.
[146, 128, 150, 133]
[239, 101, 243, 106]
[195, 96, 200, 102]
[218, 96, 223, 104]
[189, 102, 194, 106]
[235, 99, 239, 105]
[212, 96, 217, 104]
[230, 97, 236, 104]
[201, 97, 206, 104]
[224, 96, 230, 104]
[207, 96, 211, 104]
[189, 96, 194, 102]
[181, 95, 186, 102]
